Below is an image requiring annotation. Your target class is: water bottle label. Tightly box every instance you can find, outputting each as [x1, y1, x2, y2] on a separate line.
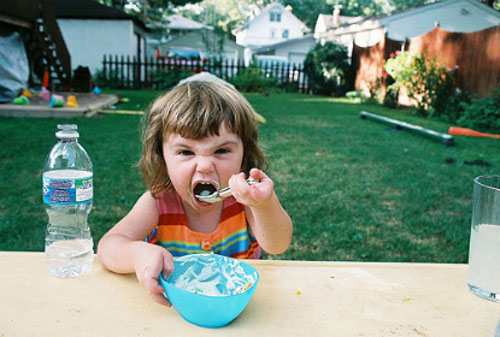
[43, 175, 93, 205]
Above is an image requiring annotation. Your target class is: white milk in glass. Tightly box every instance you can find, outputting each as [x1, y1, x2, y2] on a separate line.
[467, 224, 500, 294]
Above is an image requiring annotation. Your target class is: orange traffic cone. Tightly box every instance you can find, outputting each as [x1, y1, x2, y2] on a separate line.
[449, 127, 500, 139]
[42, 70, 49, 88]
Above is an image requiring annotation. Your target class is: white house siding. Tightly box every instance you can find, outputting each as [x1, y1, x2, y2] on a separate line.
[57, 19, 137, 75]
[236, 10, 305, 47]
[271, 36, 316, 65]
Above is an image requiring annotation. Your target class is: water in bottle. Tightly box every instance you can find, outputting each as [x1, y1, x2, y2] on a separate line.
[42, 124, 94, 277]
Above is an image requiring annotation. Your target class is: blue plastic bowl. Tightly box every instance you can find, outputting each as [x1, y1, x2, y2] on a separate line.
[159, 254, 259, 328]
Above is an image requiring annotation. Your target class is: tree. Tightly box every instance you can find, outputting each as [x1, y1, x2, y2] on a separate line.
[97, 0, 203, 22]
[303, 41, 353, 96]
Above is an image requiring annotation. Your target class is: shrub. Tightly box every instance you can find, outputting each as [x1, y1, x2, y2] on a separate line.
[229, 66, 278, 93]
[384, 51, 457, 116]
[94, 68, 117, 89]
[152, 69, 192, 90]
[456, 89, 500, 133]
[303, 42, 353, 96]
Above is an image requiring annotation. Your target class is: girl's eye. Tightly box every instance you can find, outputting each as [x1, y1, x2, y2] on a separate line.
[179, 150, 194, 156]
[215, 148, 230, 154]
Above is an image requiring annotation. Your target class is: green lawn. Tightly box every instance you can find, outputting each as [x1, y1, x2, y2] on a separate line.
[1, 91, 498, 263]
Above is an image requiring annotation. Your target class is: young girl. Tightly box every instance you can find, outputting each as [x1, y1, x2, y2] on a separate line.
[98, 81, 293, 306]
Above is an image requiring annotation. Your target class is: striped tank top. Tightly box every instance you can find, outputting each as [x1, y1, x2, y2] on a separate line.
[147, 190, 260, 259]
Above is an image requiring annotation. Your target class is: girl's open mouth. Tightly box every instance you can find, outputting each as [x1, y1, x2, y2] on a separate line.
[192, 181, 219, 203]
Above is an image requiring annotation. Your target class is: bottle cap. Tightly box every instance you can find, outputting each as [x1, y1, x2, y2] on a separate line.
[56, 124, 79, 139]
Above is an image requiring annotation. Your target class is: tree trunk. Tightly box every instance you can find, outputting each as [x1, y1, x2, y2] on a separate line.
[143, 0, 148, 22]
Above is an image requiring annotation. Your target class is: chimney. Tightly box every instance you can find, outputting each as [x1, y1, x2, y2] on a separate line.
[333, 5, 342, 27]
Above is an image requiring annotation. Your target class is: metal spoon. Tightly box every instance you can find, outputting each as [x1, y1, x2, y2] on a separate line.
[196, 178, 260, 203]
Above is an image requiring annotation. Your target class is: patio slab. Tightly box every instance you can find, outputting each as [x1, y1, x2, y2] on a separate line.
[0, 92, 119, 118]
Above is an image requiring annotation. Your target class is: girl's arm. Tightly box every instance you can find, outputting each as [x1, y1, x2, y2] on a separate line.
[229, 169, 293, 255]
[97, 191, 174, 306]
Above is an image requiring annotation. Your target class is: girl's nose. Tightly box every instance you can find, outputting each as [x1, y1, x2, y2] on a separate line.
[195, 155, 214, 173]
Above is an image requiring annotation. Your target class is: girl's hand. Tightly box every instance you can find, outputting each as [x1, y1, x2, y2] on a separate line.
[132, 242, 175, 307]
[229, 168, 274, 208]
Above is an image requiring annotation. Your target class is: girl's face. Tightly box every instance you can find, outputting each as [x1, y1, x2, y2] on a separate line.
[162, 123, 244, 212]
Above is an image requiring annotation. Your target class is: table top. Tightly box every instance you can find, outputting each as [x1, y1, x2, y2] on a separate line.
[1, 251, 498, 337]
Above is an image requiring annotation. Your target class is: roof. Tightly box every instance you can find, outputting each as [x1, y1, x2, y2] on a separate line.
[254, 34, 315, 53]
[316, 13, 363, 28]
[233, 2, 310, 34]
[378, 0, 500, 40]
[165, 15, 209, 30]
[159, 29, 243, 54]
[52, 0, 147, 30]
[324, 0, 500, 42]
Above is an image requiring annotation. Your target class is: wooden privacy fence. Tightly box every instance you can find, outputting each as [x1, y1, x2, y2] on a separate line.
[101, 55, 309, 92]
[352, 25, 500, 97]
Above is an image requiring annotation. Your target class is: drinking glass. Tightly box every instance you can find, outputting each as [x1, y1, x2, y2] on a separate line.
[467, 175, 500, 302]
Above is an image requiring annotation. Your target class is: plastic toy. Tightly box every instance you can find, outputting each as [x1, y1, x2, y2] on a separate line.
[448, 127, 500, 139]
[66, 95, 79, 108]
[41, 88, 51, 101]
[360, 111, 454, 146]
[13, 95, 29, 105]
[22, 89, 32, 98]
[50, 95, 65, 108]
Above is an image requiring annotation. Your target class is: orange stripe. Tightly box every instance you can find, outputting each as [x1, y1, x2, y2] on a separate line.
[157, 225, 199, 244]
[219, 211, 247, 234]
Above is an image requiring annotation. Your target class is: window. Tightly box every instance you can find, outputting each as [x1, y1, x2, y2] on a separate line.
[282, 29, 289, 38]
[270, 29, 277, 39]
[270, 12, 281, 22]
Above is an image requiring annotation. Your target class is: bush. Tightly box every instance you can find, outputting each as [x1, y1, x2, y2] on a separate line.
[93, 68, 192, 90]
[456, 89, 500, 133]
[229, 66, 278, 93]
[152, 69, 192, 90]
[384, 51, 457, 117]
[94, 68, 116, 89]
[303, 42, 353, 96]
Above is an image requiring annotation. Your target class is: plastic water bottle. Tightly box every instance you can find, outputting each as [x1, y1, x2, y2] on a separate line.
[42, 124, 94, 277]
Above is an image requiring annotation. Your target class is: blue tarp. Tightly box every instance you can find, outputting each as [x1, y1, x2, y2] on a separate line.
[167, 48, 201, 60]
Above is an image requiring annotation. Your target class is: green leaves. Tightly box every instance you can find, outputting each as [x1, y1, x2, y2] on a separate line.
[303, 42, 352, 96]
[384, 51, 457, 116]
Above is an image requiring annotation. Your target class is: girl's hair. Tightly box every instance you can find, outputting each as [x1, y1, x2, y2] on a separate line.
[139, 80, 266, 196]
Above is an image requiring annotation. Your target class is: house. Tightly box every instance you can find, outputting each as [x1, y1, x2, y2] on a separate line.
[314, 5, 363, 40]
[157, 28, 244, 63]
[334, 0, 500, 99]
[253, 34, 316, 65]
[164, 14, 210, 34]
[316, 0, 500, 50]
[232, 2, 311, 64]
[146, 14, 212, 58]
[53, 0, 148, 76]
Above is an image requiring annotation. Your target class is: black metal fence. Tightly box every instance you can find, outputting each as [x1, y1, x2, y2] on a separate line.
[100, 55, 309, 93]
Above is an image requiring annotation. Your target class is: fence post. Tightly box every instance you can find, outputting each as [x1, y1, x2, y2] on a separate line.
[132, 56, 137, 89]
[120, 55, 125, 89]
[102, 55, 107, 83]
[125, 55, 130, 89]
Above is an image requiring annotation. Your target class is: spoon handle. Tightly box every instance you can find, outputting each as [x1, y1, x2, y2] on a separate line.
[218, 178, 260, 198]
